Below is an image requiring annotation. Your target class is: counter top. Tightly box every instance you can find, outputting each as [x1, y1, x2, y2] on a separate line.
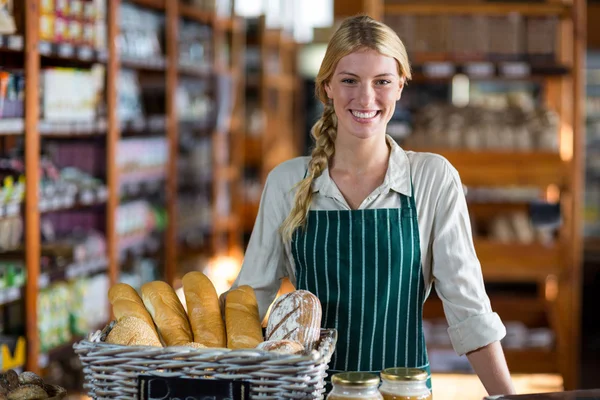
[487, 390, 600, 400]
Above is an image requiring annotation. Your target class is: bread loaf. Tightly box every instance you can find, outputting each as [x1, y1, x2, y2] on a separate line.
[266, 290, 322, 351]
[256, 340, 305, 355]
[141, 281, 192, 346]
[225, 285, 264, 349]
[108, 283, 157, 336]
[105, 316, 162, 347]
[183, 342, 207, 349]
[182, 271, 226, 348]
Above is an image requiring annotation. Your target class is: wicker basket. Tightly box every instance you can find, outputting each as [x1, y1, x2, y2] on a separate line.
[73, 322, 337, 400]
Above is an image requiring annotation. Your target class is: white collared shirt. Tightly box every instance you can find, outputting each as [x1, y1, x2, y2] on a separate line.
[232, 136, 506, 356]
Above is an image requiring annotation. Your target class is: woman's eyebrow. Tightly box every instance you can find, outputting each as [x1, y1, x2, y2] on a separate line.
[337, 72, 396, 77]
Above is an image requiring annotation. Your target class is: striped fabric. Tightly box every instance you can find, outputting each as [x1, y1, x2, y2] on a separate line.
[291, 191, 432, 388]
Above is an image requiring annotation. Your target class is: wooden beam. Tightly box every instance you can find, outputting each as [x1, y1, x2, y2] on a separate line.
[127, 0, 164, 10]
[384, 3, 571, 18]
[165, 0, 179, 285]
[106, 0, 120, 291]
[24, 0, 40, 374]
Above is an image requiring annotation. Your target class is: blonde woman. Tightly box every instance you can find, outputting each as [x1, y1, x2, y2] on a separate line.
[230, 15, 515, 394]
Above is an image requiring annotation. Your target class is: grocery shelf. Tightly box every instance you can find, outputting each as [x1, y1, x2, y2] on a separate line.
[0, 119, 24, 135]
[38, 42, 107, 63]
[409, 149, 567, 188]
[384, 3, 571, 17]
[38, 258, 109, 290]
[178, 63, 212, 78]
[475, 240, 562, 281]
[179, 3, 213, 24]
[410, 61, 570, 80]
[0, 34, 23, 52]
[120, 56, 167, 72]
[128, 0, 164, 10]
[39, 119, 107, 137]
[0, 286, 22, 306]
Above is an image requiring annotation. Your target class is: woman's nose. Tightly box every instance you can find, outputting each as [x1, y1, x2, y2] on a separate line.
[358, 84, 375, 107]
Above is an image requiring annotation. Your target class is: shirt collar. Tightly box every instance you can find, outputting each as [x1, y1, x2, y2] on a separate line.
[311, 135, 412, 197]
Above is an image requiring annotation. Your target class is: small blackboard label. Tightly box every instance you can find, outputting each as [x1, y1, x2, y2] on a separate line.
[138, 376, 250, 400]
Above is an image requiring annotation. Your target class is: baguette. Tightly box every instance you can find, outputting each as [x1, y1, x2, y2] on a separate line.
[225, 285, 264, 349]
[266, 290, 322, 351]
[141, 281, 192, 346]
[108, 283, 157, 336]
[105, 316, 162, 347]
[182, 272, 226, 348]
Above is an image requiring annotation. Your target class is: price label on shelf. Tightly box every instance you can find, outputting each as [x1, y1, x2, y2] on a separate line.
[499, 62, 531, 78]
[39, 274, 50, 289]
[464, 62, 494, 78]
[6, 203, 19, 216]
[7, 35, 23, 51]
[422, 62, 455, 78]
[38, 354, 49, 369]
[39, 41, 52, 55]
[78, 46, 93, 60]
[58, 44, 74, 58]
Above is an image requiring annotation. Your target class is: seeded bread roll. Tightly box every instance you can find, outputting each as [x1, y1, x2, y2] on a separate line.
[108, 283, 157, 336]
[266, 290, 322, 351]
[105, 316, 162, 347]
[256, 340, 305, 355]
[182, 271, 226, 348]
[141, 281, 192, 346]
[225, 285, 264, 349]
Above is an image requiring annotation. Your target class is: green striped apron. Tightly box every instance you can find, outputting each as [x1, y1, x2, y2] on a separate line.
[291, 188, 431, 388]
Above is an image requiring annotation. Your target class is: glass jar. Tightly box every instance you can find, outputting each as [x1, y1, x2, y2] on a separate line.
[327, 372, 384, 400]
[379, 368, 431, 400]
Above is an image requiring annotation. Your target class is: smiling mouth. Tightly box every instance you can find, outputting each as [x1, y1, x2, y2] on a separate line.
[350, 110, 380, 120]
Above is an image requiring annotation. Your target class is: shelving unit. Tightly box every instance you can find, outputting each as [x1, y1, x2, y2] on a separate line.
[337, 0, 585, 389]
[241, 17, 302, 238]
[0, 0, 243, 382]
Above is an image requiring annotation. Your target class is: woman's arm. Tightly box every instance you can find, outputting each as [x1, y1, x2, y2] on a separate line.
[466, 341, 516, 395]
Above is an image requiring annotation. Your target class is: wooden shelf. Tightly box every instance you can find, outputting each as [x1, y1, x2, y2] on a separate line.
[384, 3, 571, 17]
[408, 149, 567, 187]
[128, 0, 164, 10]
[179, 3, 213, 23]
[120, 56, 166, 71]
[39, 41, 107, 63]
[0, 119, 24, 135]
[475, 240, 562, 281]
[0, 34, 24, 52]
[410, 61, 570, 81]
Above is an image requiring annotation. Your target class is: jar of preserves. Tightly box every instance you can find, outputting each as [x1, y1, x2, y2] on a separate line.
[379, 368, 431, 400]
[327, 372, 384, 400]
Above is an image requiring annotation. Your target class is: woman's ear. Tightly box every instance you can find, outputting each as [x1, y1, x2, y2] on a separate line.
[397, 78, 405, 101]
[324, 82, 333, 99]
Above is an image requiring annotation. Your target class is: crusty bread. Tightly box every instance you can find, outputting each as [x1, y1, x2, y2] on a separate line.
[225, 285, 264, 349]
[182, 271, 226, 348]
[105, 316, 162, 347]
[108, 283, 157, 336]
[183, 342, 207, 349]
[256, 340, 305, 355]
[266, 290, 322, 351]
[141, 281, 192, 346]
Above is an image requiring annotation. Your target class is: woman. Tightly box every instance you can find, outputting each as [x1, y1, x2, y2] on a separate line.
[230, 15, 516, 394]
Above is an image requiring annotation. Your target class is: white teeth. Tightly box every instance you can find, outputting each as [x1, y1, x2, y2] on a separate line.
[352, 110, 377, 119]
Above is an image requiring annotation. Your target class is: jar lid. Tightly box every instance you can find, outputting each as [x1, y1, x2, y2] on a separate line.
[380, 368, 428, 382]
[331, 372, 380, 387]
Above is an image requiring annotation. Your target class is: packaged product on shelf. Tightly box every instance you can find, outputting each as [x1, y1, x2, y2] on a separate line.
[0, 0, 16, 34]
[69, 0, 83, 19]
[55, 0, 70, 17]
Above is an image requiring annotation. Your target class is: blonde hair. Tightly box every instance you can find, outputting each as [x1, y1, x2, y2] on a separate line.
[280, 15, 412, 241]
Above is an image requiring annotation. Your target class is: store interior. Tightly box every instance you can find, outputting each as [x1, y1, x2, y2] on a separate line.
[0, 0, 597, 398]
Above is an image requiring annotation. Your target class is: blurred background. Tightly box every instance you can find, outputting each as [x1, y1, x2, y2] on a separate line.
[0, 0, 596, 398]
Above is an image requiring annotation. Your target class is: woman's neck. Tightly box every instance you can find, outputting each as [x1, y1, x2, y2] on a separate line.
[330, 134, 390, 176]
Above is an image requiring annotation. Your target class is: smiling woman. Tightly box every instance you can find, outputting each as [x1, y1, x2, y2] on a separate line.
[225, 14, 516, 396]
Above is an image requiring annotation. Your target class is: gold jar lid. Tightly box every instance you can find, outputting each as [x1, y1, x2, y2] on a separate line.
[331, 372, 380, 387]
[380, 368, 428, 382]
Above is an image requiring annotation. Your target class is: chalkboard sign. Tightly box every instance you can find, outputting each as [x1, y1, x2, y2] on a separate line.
[138, 376, 250, 400]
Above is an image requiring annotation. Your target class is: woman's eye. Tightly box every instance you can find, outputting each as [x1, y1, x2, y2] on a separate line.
[376, 79, 391, 85]
[341, 78, 356, 84]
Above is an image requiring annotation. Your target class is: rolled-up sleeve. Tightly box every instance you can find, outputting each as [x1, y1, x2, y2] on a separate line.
[230, 172, 290, 320]
[431, 161, 506, 356]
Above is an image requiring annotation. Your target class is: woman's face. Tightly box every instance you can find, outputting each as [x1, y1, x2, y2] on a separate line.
[325, 48, 404, 141]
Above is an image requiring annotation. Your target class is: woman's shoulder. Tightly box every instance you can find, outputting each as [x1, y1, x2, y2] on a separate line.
[266, 156, 311, 190]
[404, 149, 462, 188]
